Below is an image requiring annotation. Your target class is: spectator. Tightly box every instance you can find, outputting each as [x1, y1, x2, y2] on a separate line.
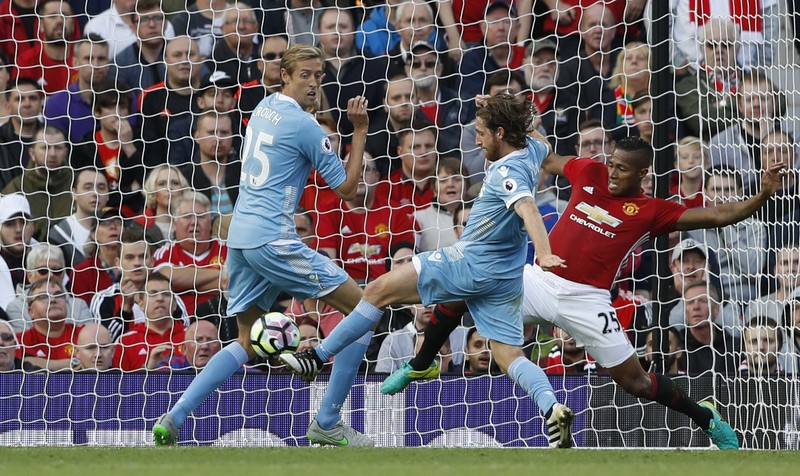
[195, 261, 237, 343]
[134, 164, 189, 240]
[405, 40, 471, 155]
[444, 0, 532, 49]
[667, 237, 743, 333]
[5, 243, 93, 333]
[115, 0, 172, 95]
[196, 71, 238, 114]
[13, 0, 76, 94]
[170, 0, 227, 59]
[180, 112, 241, 216]
[0, 194, 33, 310]
[43, 35, 118, 143]
[169, 319, 221, 369]
[70, 207, 122, 305]
[387, 240, 415, 270]
[237, 34, 288, 122]
[461, 69, 529, 182]
[375, 303, 433, 373]
[293, 207, 315, 248]
[689, 165, 766, 303]
[259, 0, 320, 48]
[709, 69, 781, 187]
[296, 314, 322, 353]
[72, 87, 144, 211]
[2, 125, 73, 241]
[0, 0, 80, 62]
[16, 277, 79, 371]
[756, 130, 800, 247]
[72, 323, 115, 370]
[140, 35, 205, 167]
[650, 0, 780, 70]
[675, 18, 740, 139]
[0, 319, 35, 371]
[374, 117, 437, 212]
[782, 289, 800, 374]
[358, 0, 447, 61]
[457, 1, 525, 100]
[113, 272, 187, 371]
[463, 326, 490, 375]
[318, 7, 386, 144]
[84, 0, 175, 60]
[0, 78, 43, 190]
[525, 39, 580, 156]
[0, 51, 10, 124]
[643, 327, 685, 374]
[91, 223, 188, 341]
[366, 76, 413, 177]
[154, 192, 227, 317]
[212, 3, 260, 85]
[543, 326, 598, 374]
[415, 157, 470, 252]
[746, 247, 799, 322]
[678, 280, 741, 375]
[632, 93, 653, 143]
[608, 42, 650, 128]
[555, 2, 617, 126]
[670, 137, 706, 208]
[317, 152, 415, 283]
[739, 316, 782, 375]
[575, 119, 614, 164]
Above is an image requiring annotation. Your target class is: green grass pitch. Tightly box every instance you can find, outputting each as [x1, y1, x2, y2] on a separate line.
[2, 448, 799, 476]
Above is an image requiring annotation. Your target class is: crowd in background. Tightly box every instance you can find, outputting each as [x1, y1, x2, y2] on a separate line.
[0, 0, 798, 377]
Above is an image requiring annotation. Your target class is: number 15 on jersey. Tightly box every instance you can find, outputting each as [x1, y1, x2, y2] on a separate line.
[241, 125, 274, 187]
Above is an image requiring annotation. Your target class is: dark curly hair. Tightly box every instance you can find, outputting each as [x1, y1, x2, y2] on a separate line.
[475, 94, 534, 149]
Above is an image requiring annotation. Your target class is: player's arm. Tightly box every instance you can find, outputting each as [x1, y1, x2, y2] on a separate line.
[527, 129, 573, 176]
[514, 197, 566, 271]
[674, 160, 787, 230]
[333, 96, 369, 201]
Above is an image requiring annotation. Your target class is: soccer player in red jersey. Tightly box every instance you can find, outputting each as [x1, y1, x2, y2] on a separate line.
[386, 133, 787, 450]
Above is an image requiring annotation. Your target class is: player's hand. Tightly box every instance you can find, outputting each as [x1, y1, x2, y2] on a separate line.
[761, 159, 788, 196]
[475, 94, 491, 108]
[539, 254, 567, 272]
[347, 96, 369, 131]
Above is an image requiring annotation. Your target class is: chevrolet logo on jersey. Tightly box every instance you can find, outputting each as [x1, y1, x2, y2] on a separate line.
[575, 202, 623, 227]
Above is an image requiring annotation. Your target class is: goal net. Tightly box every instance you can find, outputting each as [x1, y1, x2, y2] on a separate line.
[0, 0, 798, 449]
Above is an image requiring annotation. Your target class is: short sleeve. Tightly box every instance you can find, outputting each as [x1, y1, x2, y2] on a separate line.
[302, 119, 347, 191]
[499, 162, 536, 209]
[651, 198, 689, 236]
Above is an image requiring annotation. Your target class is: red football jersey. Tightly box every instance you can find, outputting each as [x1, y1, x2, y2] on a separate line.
[14, 43, 74, 94]
[317, 197, 416, 282]
[113, 322, 187, 371]
[153, 240, 227, 317]
[71, 254, 115, 305]
[374, 169, 434, 213]
[548, 158, 686, 289]
[16, 323, 80, 362]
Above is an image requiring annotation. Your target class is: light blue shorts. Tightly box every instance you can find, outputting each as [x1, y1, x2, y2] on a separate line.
[227, 241, 349, 315]
[413, 248, 524, 346]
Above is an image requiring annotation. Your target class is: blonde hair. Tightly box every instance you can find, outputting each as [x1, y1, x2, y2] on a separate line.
[609, 42, 650, 90]
[142, 164, 190, 211]
[280, 44, 326, 86]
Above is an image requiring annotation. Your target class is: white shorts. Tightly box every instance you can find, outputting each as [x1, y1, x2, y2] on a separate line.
[522, 264, 635, 368]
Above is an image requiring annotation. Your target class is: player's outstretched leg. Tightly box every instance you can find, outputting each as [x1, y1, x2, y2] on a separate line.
[152, 310, 258, 445]
[608, 355, 739, 450]
[280, 300, 383, 381]
[493, 341, 573, 448]
[381, 304, 463, 394]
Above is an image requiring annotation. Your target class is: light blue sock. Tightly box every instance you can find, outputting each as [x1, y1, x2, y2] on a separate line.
[168, 342, 249, 428]
[315, 331, 373, 430]
[507, 356, 558, 416]
[315, 300, 382, 361]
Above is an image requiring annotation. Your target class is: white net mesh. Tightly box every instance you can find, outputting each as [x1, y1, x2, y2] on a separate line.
[0, 0, 798, 449]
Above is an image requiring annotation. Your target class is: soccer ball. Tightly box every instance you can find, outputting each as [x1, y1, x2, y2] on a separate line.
[249, 312, 301, 358]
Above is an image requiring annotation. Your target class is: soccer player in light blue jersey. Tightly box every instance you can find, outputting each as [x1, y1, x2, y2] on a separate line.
[281, 94, 577, 448]
[153, 44, 375, 447]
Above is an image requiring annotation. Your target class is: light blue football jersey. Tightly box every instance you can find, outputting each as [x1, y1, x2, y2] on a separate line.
[228, 93, 346, 249]
[458, 137, 548, 277]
